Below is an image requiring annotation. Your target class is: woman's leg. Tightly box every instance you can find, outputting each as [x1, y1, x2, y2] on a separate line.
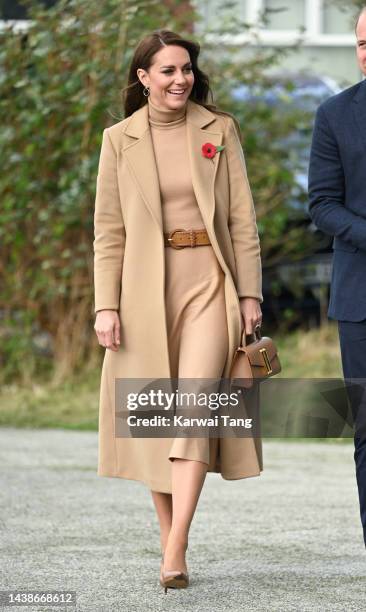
[163, 458, 208, 572]
[151, 458, 208, 569]
[150, 491, 173, 556]
[162, 247, 228, 573]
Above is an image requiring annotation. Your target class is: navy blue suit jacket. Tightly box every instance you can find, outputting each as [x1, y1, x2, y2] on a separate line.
[308, 79, 366, 322]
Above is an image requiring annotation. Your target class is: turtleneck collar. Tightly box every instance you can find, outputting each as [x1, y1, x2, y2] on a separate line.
[148, 96, 187, 129]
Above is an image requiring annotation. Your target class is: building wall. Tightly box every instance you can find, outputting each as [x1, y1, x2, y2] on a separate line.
[194, 0, 361, 86]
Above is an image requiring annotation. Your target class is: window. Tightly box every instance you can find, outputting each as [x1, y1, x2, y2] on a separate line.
[193, 0, 247, 32]
[263, 0, 305, 31]
[193, 0, 356, 48]
[322, 2, 354, 35]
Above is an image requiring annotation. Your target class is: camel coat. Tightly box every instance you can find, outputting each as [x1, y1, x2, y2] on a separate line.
[93, 99, 264, 493]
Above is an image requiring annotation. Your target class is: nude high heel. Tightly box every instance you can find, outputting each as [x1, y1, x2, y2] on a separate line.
[159, 552, 189, 593]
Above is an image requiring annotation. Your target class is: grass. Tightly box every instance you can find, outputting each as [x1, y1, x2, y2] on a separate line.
[0, 323, 345, 430]
[0, 366, 100, 430]
[275, 322, 343, 378]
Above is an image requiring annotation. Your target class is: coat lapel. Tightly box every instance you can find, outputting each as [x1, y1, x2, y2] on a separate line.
[122, 99, 223, 234]
[352, 79, 366, 153]
[122, 111, 163, 231]
[186, 105, 224, 231]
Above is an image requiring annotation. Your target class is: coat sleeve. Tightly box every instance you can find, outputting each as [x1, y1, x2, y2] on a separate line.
[224, 117, 263, 302]
[93, 127, 126, 314]
[308, 104, 366, 251]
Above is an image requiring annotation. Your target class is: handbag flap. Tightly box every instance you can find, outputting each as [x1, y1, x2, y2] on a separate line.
[244, 337, 278, 367]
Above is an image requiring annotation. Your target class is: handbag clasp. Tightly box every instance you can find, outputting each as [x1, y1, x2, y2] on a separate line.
[259, 347, 272, 374]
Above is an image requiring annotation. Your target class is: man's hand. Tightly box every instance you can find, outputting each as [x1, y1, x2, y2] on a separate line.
[239, 297, 262, 335]
[94, 310, 121, 351]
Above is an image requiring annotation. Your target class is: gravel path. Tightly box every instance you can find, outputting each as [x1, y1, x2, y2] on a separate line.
[0, 429, 365, 611]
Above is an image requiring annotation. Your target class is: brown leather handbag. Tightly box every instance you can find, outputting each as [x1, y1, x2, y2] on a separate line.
[229, 327, 281, 388]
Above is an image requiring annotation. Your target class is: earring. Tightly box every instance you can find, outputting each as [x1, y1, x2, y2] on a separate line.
[143, 86, 150, 97]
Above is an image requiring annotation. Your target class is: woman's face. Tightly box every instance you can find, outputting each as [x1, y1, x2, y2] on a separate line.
[137, 44, 194, 110]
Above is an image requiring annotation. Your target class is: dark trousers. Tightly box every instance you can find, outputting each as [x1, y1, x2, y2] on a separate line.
[338, 319, 366, 547]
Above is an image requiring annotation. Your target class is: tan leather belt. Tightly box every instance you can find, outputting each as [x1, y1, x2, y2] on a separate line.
[164, 228, 211, 249]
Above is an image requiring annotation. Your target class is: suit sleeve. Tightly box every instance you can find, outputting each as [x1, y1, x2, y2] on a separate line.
[225, 117, 263, 302]
[308, 105, 366, 250]
[93, 128, 126, 314]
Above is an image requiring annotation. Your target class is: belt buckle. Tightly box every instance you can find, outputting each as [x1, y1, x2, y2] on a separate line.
[167, 228, 186, 249]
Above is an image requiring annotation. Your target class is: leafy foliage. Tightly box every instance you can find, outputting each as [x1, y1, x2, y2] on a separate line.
[0, 0, 313, 381]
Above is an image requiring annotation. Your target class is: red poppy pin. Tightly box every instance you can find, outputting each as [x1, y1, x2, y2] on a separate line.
[202, 142, 225, 163]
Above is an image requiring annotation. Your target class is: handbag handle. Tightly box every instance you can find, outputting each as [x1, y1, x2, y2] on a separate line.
[240, 326, 262, 347]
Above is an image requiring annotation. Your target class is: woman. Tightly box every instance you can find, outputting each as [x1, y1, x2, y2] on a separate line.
[93, 29, 263, 593]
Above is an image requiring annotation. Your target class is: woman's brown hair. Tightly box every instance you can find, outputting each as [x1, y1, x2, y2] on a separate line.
[122, 29, 242, 139]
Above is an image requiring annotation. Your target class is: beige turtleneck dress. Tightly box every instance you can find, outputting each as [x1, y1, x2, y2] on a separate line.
[147, 97, 229, 467]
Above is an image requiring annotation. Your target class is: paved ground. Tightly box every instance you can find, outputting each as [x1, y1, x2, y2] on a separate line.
[0, 429, 365, 612]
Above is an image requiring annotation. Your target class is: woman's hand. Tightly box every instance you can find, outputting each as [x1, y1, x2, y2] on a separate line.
[94, 310, 121, 351]
[239, 297, 262, 335]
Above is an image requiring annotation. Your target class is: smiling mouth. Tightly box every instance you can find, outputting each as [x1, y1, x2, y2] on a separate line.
[167, 89, 186, 96]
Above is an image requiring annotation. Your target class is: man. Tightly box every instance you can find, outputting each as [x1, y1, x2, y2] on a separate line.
[308, 6, 366, 547]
